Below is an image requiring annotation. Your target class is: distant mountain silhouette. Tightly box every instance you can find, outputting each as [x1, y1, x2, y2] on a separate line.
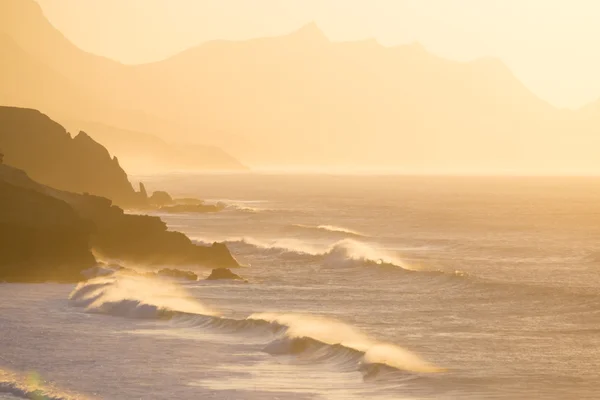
[1, 0, 600, 172]
[64, 121, 247, 173]
[0, 0, 245, 172]
[0, 107, 143, 206]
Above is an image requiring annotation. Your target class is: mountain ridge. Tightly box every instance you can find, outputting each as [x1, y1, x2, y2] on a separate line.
[0, 106, 143, 206]
[0, 0, 247, 172]
[2, 0, 599, 172]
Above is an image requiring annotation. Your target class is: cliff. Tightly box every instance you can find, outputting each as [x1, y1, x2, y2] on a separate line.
[0, 179, 96, 282]
[0, 106, 144, 206]
[0, 164, 239, 282]
[0, 0, 247, 173]
[65, 121, 247, 173]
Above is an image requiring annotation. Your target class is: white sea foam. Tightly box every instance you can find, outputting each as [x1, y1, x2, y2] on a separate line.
[0, 368, 89, 400]
[248, 313, 443, 374]
[69, 274, 217, 319]
[68, 276, 439, 376]
[221, 237, 412, 270]
[289, 224, 366, 237]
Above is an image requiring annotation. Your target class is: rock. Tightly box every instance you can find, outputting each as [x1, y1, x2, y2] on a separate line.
[149, 190, 173, 207]
[0, 107, 143, 207]
[205, 243, 239, 268]
[160, 203, 224, 213]
[0, 178, 96, 282]
[139, 182, 148, 199]
[0, 164, 240, 282]
[206, 268, 245, 281]
[81, 264, 121, 279]
[174, 197, 204, 206]
[155, 268, 198, 281]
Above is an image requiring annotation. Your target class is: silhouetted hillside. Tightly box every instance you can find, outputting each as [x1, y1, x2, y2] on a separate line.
[0, 164, 239, 281]
[1, 0, 600, 172]
[0, 106, 144, 206]
[0, 169, 96, 282]
[65, 121, 247, 173]
[0, 0, 246, 173]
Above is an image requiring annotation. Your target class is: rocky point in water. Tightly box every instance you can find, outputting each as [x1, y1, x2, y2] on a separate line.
[149, 191, 174, 207]
[206, 268, 246, 281]
[154, 268, 198, 281]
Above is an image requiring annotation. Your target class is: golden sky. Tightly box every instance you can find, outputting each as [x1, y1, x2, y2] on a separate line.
[35, 0, 600, 109]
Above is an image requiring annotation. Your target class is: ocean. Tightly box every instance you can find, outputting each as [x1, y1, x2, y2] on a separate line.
[1, 174, 599, 399]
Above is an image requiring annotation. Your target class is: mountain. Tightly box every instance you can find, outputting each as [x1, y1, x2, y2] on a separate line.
[0, 0, 246, 172]
[0, 106, 143, 206]
[2, 0, 600, 172]
[129, 24, 595, 171]
[63, 121, 247, 173]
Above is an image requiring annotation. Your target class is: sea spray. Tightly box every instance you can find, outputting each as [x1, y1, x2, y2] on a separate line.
[0, 367, 91, 400]
[248, 313, 442, 374]
[69, 274, 218, 318]
[69, 276, 441, 378]
[217, 237, 412, 270]
[288, 224, 367, 238]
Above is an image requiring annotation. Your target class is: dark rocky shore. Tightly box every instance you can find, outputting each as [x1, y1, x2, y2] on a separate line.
[0, 107, 239, 283]
[0, 164, 239, 282]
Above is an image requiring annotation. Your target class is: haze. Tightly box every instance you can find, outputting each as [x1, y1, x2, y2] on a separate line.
[2, 0, 600, 174]
[2, 2, 600, 398]
[36, 0, 600, 109]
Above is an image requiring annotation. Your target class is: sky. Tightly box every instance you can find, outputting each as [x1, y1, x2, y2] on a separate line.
[34, 0, 600, 109]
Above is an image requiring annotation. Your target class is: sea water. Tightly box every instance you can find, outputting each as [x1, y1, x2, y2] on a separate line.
[1, 174, 599, 399]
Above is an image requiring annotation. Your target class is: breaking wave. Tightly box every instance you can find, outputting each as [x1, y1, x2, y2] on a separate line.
[0, 368, 89, 400]
[69, 274, 217, 319]
[222, 237, 414, 270]
[287, 224, 366, 238]
[205, 199, 271, 213]
[249, 313, 443, 376]
[69, 276, 442, 379]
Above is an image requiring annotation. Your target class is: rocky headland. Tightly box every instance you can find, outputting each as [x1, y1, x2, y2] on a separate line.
[0, 164, 238, 282]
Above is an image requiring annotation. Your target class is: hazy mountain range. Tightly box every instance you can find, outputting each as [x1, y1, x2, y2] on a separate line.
[2, 0, 599, 173]
[0, 106, 142, 205]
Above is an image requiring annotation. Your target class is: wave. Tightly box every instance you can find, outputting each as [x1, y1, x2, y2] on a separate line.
[0, 368, 89, 400]
[224, 204, 264, 213]
[69, 274, 217, 319]
[179, 312, 443, 378]
[223, 237, 414, 271]
[195, 235, 471, 283]
[204, 199, 271, 213]
[287, 224, 366, 238]
[69, 277, 442, 380]
[249, 313, 443, 376]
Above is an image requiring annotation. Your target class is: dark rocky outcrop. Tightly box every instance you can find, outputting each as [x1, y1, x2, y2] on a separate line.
[149, 190, 173, 207]
[88, 266, 199, 281]
[139, 182, 148, 199]
[0, 164, 239, 282]
[206, 268, 245, 281]
[174, 198, 204, 206]
[153, 268, 198, 281]
[0, 180, 96, 282]
[90, 211, 237, 267]
[0, 107, 145, 206]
